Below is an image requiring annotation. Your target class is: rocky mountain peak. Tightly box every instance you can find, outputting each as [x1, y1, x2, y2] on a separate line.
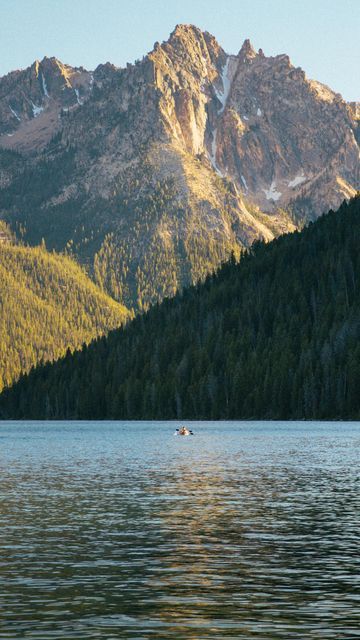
[167, 23, 220, 54]
[169, 23, 204, 41]
[147, 24, 227, 155]
[155, 22, 224, 71]
[0, 54, 93, 151]
[238, 38, 257, 62]
[0, 24, 358, 313]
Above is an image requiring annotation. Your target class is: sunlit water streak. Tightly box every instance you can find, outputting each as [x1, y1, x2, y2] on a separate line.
[0, 421, 359, 639]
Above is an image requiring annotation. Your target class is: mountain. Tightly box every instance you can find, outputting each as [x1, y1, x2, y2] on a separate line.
[0, 57, 93, 152]
[2, 195, 360, 420]
[0, 230, 130, 391]
[0, 25, 358, 311]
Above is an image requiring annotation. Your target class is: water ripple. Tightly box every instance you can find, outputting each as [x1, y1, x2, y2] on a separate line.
[0, 421, 359, 638]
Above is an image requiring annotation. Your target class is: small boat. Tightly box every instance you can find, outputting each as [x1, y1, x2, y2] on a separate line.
[175, 426, 194, 436]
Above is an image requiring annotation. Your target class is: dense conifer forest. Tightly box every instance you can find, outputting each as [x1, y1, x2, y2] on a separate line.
[0, 235, 130, 391]
[1, 196, 360, 420]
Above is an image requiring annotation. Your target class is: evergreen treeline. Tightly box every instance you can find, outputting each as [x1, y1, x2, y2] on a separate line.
[2, 196, 360, 420]
[0, 239, 130, 391]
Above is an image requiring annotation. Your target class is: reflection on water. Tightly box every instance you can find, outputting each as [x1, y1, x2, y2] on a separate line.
[0, 421, 359, 638]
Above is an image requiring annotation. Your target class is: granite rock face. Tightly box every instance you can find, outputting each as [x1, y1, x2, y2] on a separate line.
[147, 25, 359, 220]
[0, 57, 92, 151]
[0, 25, 358, 308]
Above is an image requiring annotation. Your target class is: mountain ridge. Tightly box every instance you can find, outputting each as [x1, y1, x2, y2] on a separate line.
[0, 24, 358, 310]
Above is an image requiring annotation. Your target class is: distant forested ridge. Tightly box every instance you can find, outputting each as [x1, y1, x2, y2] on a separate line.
[1, 196, 360, 420]
[0, 236, 130, 391]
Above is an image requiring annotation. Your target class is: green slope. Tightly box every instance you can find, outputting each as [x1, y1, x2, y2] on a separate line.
[0, 239, 131, 391]
[1, 196, 360, 420]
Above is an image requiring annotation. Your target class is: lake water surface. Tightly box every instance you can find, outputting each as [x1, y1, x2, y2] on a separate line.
[0, 421, 359, 639]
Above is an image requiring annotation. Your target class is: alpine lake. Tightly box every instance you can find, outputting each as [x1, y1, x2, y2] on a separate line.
[1, 421, 359, 639]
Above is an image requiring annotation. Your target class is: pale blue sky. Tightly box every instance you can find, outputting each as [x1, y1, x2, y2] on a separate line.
[0, 0, 359, 101]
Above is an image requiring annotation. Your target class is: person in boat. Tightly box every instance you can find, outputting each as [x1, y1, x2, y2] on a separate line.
[176, 426, 193, 435]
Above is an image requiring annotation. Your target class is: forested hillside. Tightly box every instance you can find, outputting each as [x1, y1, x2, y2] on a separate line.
[1, 196, 360, 420]
[0, 238, 130, 391]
